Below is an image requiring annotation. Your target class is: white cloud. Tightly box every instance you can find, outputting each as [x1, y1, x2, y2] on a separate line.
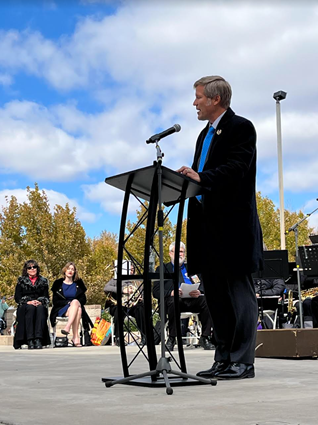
[0, 73, 13, 86]
[0, 187, 96, 223]
[82, 181, 139, 215]
[1, 1, 318, 230]
[0, 101, 91, 180]
[303, 198, 318, 233]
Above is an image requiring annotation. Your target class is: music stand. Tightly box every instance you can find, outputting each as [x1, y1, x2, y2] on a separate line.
[253, 250, 289, 328]
[309, 235, 318, 245]
[299, 245, 318, 277]
[102, 143, 216, 394]
[285, 203, 318, 328]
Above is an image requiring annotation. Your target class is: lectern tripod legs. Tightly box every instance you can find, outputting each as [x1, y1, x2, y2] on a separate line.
[104, 357, 216, 395]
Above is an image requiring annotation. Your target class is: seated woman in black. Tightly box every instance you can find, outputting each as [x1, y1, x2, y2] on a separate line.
[14, 259, 50, 349]
[50, 262, 87, 347]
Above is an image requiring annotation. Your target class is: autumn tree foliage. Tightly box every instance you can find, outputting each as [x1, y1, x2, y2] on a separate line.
[83, 231, 117, 304]
[1, 185, 315, 305]
[256, 192, 313, 260]
[125, 202, 175, 270]
[0, 184, 116, 304]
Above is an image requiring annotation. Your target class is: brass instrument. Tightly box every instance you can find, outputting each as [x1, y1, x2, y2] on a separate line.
[287, 290, 296, 314]
[301, 286, 318, 301]
[123, 282, 143, 307]
[105, 281, 143, 308]
[104, 292, 117, 307]
[285, 290, 297, 325]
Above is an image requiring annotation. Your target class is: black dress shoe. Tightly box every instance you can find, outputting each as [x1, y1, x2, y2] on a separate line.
[196, 361, 229, 378]
[199, 336, 215, 350]
[27, 339, 35, 350]
[165, 336, 176, 352]
[215, 362, 255, 380]
[34, 338, 43, 349]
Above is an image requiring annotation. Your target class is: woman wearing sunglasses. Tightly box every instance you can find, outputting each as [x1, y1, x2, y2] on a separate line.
[14, 259, 50, 349]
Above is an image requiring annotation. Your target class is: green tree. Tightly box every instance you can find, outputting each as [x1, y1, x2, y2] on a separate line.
[125, 202, 174, 270]
[0, 195, 25, 297]
[83, 231, 118, 305]
[0, 184, 90, 301]
[256, 192, 313, 260]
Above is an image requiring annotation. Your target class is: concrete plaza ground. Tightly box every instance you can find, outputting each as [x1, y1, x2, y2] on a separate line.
[1, 344, 317, 425]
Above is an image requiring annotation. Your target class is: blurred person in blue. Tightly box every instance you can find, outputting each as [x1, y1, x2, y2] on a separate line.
[0, 295, 9, 335]
[153, 241, 213, 352]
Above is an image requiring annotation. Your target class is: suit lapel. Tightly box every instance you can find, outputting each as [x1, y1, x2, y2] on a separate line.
[195, 108, 235, 171]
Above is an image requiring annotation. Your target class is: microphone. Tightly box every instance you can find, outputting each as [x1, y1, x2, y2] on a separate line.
[146, 124, 181, 144]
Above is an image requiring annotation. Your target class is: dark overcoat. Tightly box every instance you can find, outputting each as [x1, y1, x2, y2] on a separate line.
[49, 278, 92, 330]
[153, 262, 204, 300]
[187, 107, 263, 276]
[14, 275, 51, 348]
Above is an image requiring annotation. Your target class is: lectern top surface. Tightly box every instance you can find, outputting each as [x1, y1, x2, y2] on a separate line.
[105, 164, 203, 204]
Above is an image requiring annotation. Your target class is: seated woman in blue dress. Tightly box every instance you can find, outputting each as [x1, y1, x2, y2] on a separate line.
[50, 262, 88, 347]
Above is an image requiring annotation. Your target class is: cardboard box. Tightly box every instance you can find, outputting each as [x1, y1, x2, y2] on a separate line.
[256, 328, 318, 358]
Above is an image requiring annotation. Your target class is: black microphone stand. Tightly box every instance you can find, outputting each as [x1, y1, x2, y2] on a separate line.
[151, 140, 216, 394]
[285, 204, 318, 328]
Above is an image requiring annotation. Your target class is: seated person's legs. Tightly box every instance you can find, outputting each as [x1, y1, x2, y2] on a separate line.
[311, 296, 318, 328]
[25, 304, 37, 342]
[64, 299, 82, 346]
[165, 296, 213, 350]
[128, 302, 146, 344]
[33, 304, 48, 348]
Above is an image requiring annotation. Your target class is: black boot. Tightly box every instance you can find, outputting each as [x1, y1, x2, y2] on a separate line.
[34, 338, 43, 349]
[28, 339, 35, 350]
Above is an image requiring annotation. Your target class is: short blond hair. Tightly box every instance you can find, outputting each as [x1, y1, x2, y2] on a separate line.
[194, 76, 232, 109]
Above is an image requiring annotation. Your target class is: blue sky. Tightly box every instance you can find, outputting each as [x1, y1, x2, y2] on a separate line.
[1, 0, 318, 239]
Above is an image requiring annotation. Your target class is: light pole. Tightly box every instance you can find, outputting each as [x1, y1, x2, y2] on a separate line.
[273, 90, 287, 250]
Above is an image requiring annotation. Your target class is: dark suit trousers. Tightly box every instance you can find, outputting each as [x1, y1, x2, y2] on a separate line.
[25, 304, 48, 341]
[202, 270, 258, 365]
[165, 296, 212, 338]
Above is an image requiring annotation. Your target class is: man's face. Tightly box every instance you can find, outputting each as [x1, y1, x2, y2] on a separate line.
[169, 247, 185, 266]
[193, 85, 219, 122]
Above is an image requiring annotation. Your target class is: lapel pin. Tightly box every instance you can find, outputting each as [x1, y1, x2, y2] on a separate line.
[216, 129, 222, 135]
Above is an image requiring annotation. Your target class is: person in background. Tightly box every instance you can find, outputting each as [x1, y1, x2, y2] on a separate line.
[50, 262, 90, 347]
[104, 263, 146, 346]
[14, 260, 50, 349]
[0, 295, 9, 335]
[253, 278, 286, 298]
[254, 278, 286, 329]
[153, 241, 214, 352]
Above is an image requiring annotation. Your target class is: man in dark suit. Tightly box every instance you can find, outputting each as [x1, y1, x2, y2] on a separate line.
[177, 76, 263, 380]
[153, 242, 213, 351]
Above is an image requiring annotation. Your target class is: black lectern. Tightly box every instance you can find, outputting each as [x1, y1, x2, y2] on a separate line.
[102, 163, 216, 394]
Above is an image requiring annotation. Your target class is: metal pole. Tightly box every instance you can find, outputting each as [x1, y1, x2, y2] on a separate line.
[275, 100, 286, 249]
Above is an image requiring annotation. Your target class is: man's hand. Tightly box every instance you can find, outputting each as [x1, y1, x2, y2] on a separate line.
[256, 293, 260, 298]
[177, 166, 201, 183]
[189, 290, 201, 298]
[171, 289, 183, 297]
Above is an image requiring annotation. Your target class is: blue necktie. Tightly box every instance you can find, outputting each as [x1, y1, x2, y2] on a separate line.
[196, 125, 215, 202]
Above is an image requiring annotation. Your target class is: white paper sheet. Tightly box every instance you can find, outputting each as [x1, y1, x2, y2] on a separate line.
[180, 283, 200, 298]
